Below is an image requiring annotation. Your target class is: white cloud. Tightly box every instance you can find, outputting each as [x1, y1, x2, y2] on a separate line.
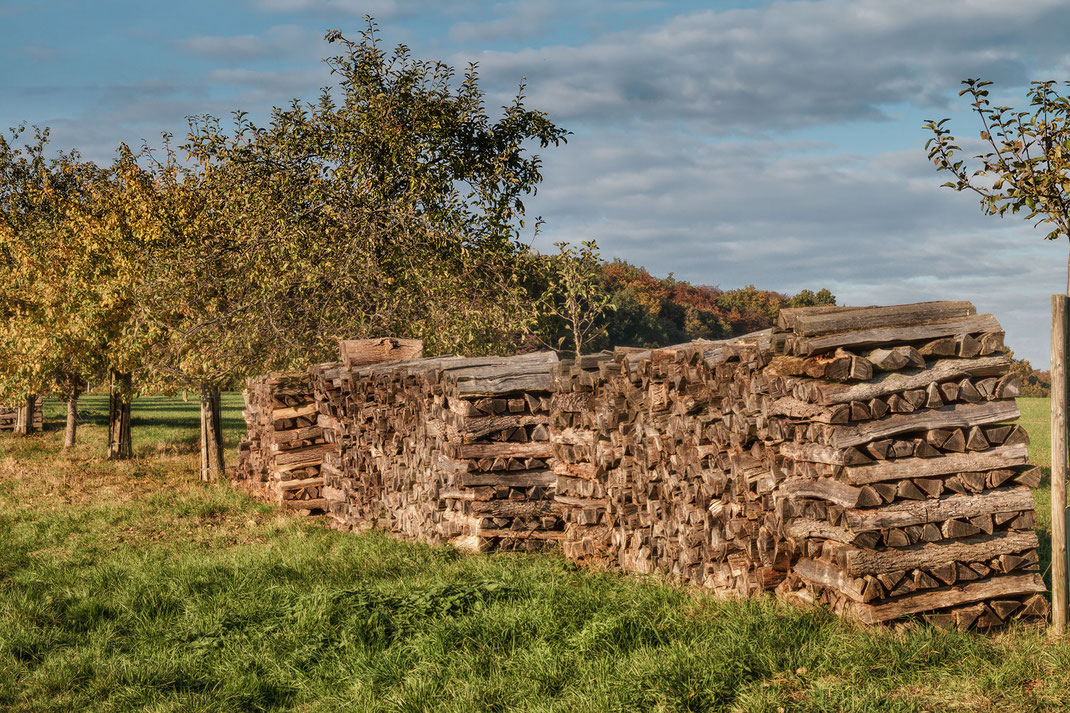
[250, 0, 427, 18]
[179, 25, 319, 63]
[523, 132, 1063, 363]
[462, 0, 1070, 132]
[22, 42, 61, 61]
[207, 67, 329, 94]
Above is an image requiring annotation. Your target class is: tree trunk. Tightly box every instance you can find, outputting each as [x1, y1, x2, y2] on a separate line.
[64, 394, 79, 449]
[108, 371, 133, 460]
[199, 384, 225, 482]
[13, 394, 35, 436]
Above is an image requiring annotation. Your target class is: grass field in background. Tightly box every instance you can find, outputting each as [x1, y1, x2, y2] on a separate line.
[0, 395, 1068, 712]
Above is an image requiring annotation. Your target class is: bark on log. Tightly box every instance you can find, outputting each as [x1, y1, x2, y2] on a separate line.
[809, 356, 1010, 405]
[827, 401, 1020, 449]
[842, 444, 1029, 485]
[790, 301, 977, 337]
[793, 314, 1002, 355]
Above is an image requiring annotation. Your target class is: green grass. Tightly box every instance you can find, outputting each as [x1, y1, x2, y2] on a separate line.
[2, 396, 1070, 711]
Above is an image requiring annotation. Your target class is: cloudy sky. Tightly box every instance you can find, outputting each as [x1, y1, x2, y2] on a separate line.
[2, 0, 1068, 363]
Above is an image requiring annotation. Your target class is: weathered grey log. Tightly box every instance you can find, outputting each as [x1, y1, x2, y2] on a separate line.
[806, 356, 1010, 405]
[778, 305, 866, 331]
[827, 400, 1019, 448]
[452, 414, 548, 441]
[457, 471, 557, 488]
[447, 352, 558, 380]
[276, 476, 325, 492]
[765, 397, 845, 424]
[448, 442, 554, 459]
[272, 443, 333, 466]
[794, 314, 1002, 356]
[785, 518, 867, 546]
[794, 558, 871, 602]
[842, 443, 1029, 485]
[843, 487, 1033, 532]
[455, 374, 554, 396]
[835, 530, 1040, 576]
[846, 573, 1045, 624]
[777, 477, 865, 508]
[339, 337, 423, 369]
[780, 442, 872, 466]
[273, 426, 324, 444]
[272, 403, 318, 420]
[791, 301, 977, 337]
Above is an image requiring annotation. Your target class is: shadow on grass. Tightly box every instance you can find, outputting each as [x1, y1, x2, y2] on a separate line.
[137, 433, 202, 457]
[1038, 528, 1053, 593]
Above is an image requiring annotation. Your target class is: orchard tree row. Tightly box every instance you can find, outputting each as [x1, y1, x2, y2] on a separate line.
[0, 24, 835, 478]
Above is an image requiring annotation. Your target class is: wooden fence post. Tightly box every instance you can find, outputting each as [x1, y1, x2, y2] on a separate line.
[1051, 294, 1069, 636]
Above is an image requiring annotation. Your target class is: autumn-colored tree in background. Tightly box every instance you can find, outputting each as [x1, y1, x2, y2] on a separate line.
[596, 259, 835, 350]
[0, 129, 120, 448]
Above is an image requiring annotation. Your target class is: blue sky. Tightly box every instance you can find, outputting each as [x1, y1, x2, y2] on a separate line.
[3, 0, 1068, 363]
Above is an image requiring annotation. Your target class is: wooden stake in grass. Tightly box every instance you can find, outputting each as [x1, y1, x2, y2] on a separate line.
[1051, 294, 1069, 636]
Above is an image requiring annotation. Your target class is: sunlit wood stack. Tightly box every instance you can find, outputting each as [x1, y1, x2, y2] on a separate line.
[306, 344, 563, 551]
[234, 372, 327, 513]
[0, 397, 42, 433]
[308, 338, 425, 531]
[549, 301, 1046, 629]
[578, 334, 789, 595]
[425, 352, 562, 551]
[768, 302, 1047, 628]
[550, 351, 617, 564]
[231, 302, 1047, 629]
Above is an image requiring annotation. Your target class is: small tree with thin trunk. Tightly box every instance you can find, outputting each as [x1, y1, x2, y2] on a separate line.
[924, 79, 1070, 294]
[532, 241, 613, 357]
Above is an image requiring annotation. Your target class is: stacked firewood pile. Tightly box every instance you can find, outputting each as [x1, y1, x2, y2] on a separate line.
[315, 351, 563, 550]
[308, 338, 424, 530]
[549, 301, 1046, 628]
[550, 352, 617, 564]
[317, 355, 442, 534]
[560, 335, 787, 594]
[234, 301, 1047, 629]
[303, 341, 563, 550]
[234, 372, 328, 513]
[0, 396, 42, 433]
[768, 302, 1046, 628]
[428, 352, 562, 551]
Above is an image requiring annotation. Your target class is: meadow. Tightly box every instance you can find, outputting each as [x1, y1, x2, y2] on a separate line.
[0, 394, 1068, 712]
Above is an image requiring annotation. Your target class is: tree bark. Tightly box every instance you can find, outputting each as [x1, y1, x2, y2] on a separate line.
[108, 371, 133, 460]
[199, 384, 225, 481]
[63, 394, 79, 449]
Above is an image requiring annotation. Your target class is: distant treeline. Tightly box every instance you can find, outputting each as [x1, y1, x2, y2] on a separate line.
[1008, 355, 1050, 398]
[530, 257, 837, 353]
